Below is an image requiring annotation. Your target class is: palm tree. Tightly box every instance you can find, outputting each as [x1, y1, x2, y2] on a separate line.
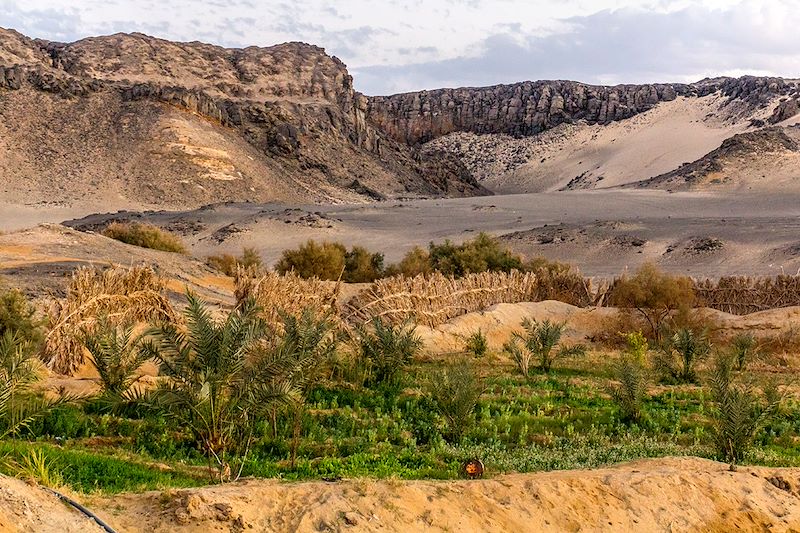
[504, 319, 585, 376]
[142, 294, 294, 481]
[0, 331, 72, 438]
[82, 320, 150, 402]
[356, 317, 422, 389]
[252, 309, 337, 467]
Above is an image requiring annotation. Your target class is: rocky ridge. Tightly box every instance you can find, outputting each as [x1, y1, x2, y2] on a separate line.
[0, 28, 488, 207]
[367, 76, 800, 145]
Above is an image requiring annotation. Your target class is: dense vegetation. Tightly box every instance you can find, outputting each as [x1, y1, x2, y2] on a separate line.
[274, 233, 575, 282]
[0, 273, 796, 496]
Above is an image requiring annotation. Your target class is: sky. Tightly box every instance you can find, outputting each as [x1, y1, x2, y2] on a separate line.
[1, 0, 798, 95]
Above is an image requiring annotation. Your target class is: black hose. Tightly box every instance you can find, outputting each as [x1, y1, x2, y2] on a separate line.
[44, 487, 118, 533]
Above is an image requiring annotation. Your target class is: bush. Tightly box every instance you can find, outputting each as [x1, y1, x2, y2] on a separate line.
[207, 248, 262, 276]
[102, 222, 186, 253]
[276, 240, 346, 280]
[386, 246, 432, 277]
[653, 328, 710, 384]
[344, 246, 385, 283]
[464, 329, 488, 358]
[730, 333, 759, 371]
[426, 359, 484, 442]
[276, 241, 384, 282]
[0, 284, 42, 349]
[356, 317, 422, 391]
[503, 319, 585, 376]
[610, 332, 649, 424]
[609, 264, 695, 342]
[428, 233, 524, 277]
[709, 352, 781, 464]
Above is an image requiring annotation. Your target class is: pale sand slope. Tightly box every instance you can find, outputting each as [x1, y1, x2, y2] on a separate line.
[417, 300, 800, 353]
[480, 94, 792, 194]
[55, 189, 800, 278]
[84, 457, 800, 533]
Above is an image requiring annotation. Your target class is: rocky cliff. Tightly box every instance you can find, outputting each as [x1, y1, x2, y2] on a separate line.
[0, 28, 487, 209]
[367, 77, 799, 145]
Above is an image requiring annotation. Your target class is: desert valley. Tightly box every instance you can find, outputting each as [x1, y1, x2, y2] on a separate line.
[1, 19, 800, 532]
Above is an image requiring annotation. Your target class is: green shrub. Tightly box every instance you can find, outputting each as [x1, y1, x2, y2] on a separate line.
[428, 233, 524, 277]
[653, 328, 710, 384]
[276, 240, 384, 282]
[102, 222, 186, 253]
[207, 247, 262, 276]
[610, 332, 650, 424]
[0, 284, 42, 349]
[386, 246, 432, 277]
[730, 333, 759, 371]
[709, 352, 781, 464]
[464, 329, 488, 358]
[356, 317, 422, 391]
[344, 246, 385, 283]
[503, 319, 585, 376]
[426, 359, 484, 442]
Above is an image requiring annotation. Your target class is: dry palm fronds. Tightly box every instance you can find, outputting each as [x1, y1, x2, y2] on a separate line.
[345, 271, 546, 328]
[693, 275, 800, 315]
[44, 266, 176, 375]
[234, 267, 341, 328]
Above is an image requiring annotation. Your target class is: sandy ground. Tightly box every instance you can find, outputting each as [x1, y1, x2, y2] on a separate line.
[76, 457, 800, 533]
[46, 189, 800, 278]
[0, 477, 105, 532]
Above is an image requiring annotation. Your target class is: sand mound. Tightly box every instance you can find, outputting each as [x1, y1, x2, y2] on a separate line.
[83, 457, 800, 532]
[417, 300, 800, 353]
[0, 477, 104, 532]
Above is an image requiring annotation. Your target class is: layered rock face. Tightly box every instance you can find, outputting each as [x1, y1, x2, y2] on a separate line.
[367, 77, 800, 145]
[0, 29, 487, 208]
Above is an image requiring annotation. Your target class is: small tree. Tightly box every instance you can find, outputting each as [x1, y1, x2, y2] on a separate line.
[427, 358, 485, 442]
[464, 329, 488, 358]
[610, 332, 650, 424]
[709, 352, 781, 464]
[275, 240, 346, 280]
[386, 246, 432, 277]
[730, 333, 759, 371]
[255, 309, 337, 467]
[504, 319, 585, 376]
[143, 295, 294, 481]
[653, 328, 710, 384]
[356, 317, 422, 391]
[344, 246, 385, 283]
[611, 264, 695, 342]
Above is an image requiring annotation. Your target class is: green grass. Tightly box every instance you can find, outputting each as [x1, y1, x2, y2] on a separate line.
[3, 351, 798, 494]
[0, 441, 204, 494]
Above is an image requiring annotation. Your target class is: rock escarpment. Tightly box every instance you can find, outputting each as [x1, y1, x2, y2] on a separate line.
[367, 77, 800, 145]
[0, 28, 487, 207]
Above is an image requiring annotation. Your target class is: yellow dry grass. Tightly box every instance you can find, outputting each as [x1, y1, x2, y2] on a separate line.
[44, 266, 177, 375]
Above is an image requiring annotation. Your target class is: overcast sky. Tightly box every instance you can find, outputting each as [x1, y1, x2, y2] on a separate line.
[1, 0, 798, 95]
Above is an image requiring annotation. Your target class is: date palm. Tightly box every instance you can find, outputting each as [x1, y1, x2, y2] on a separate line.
[142, 294, 295, 481]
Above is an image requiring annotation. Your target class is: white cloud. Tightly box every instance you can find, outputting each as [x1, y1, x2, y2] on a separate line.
[1, 0, 798, 95]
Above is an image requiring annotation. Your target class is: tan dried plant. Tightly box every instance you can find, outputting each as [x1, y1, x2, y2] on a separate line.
[234, 266, 341, 329]
[44, 266, 176, 375]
